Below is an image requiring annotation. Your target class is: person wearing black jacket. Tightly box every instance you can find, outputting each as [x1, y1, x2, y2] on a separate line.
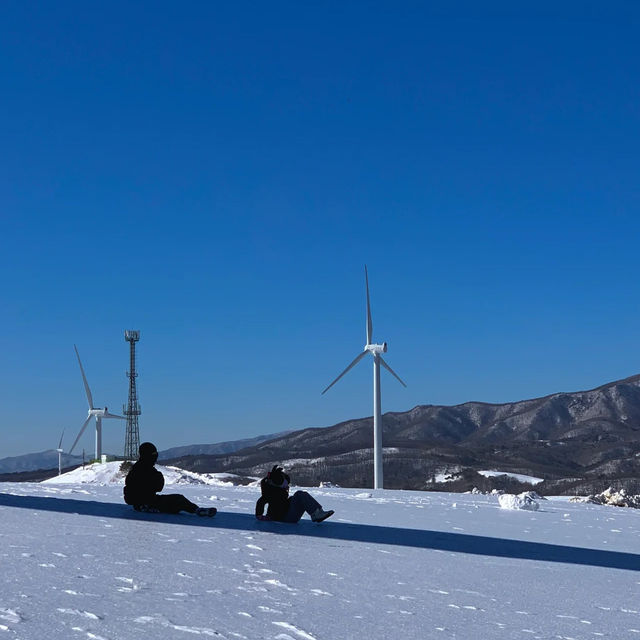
[255, 465, 334, 523]
[124, 442, 216, 517]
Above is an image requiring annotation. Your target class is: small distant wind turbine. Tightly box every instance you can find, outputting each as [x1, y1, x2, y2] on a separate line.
[322, 266, 406, 490]
[56, 429, 64, 476]
[69, 345, 125, 462]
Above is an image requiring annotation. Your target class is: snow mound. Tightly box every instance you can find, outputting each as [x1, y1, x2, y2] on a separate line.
[42, 461, 239, 486]
[570, 487, 640, 508]
[42, 461, 127, 485]
[498, 492, 540, 511]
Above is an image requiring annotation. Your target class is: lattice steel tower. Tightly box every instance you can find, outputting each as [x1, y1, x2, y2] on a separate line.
[123, 330, 141, 460]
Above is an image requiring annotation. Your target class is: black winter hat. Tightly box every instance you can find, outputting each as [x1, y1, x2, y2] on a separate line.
[267, 465, 287, 487]
[139, 442, 158, 458]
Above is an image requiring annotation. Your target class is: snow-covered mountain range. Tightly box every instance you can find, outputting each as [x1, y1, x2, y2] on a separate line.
[0, 431, 291, 475]
[165, 374, 640, 495]
[0, 450, 84, 475]
[156, 430, 293, 461]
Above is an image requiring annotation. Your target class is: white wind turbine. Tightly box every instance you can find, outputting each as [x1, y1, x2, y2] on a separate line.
[322, 266, 406, 489]
[69, 345, 125, 462]
[56, 429, 64, 476]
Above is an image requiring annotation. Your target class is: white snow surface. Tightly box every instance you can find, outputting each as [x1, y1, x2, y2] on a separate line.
[478, 470, 544, 485]
[2, 466, 640, 639]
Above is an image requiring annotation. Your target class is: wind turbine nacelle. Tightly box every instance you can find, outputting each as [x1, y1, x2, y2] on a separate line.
[367, 342, 388, 354]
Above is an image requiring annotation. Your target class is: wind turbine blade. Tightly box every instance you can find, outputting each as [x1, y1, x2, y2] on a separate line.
[379, 355, 407, 387]
[69, 416, 92, 454]
[321, 351, 368, 395]
[74, 345, 94, 409]
[104, 411, 125, 419]
[57, 428, 65, 450]
[365, 265, 373, 345]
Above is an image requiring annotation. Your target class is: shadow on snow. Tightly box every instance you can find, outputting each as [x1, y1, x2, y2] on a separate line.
[1, 492, 639, 572]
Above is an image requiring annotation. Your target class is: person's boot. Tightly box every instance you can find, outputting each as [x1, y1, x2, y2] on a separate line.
[311, 508, 334, 522]
[196, 507, 217, 517]
[135, 504, 160, 513]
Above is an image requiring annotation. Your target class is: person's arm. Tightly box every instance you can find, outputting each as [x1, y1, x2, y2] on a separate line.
[255, 496, 269, 520]
[153, 469, 165, 493]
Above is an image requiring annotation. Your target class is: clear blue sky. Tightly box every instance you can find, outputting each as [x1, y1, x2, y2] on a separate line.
[1, 2, 639, 458]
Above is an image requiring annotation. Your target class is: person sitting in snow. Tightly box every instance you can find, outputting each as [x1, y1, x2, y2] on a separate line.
[255, 465, 334, 523]
[123, 442, 216, 517]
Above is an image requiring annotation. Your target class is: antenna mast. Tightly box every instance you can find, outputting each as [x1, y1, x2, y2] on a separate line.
[123, 330, 141, 460]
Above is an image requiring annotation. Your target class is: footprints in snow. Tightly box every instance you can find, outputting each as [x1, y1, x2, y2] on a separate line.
[134, 613, 225, 637]
[272, 621, 317, 639]
[115, 576, 143, 593]
[226, 533, 333, 639]
[0, 608, 23, 625]
[57, 608, 102, 620]
[423, 587, 618, 637]
[0, 608, 110, 639]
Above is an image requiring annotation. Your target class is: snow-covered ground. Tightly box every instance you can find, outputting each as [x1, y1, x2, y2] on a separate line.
[2, 463, 640, 639]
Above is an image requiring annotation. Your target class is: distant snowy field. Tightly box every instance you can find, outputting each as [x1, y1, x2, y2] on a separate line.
[1, 464, 640, 639]
[478, 470, 544, 486]
[434, 469, 543, 486]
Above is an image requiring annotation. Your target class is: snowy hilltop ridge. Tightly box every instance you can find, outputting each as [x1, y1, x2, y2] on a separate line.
[42, 461, 248, 487]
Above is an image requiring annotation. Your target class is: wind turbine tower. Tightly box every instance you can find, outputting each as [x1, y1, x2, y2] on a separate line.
[322, 266, 407, 490]
[123, 330, 141, 461]
[56, 430, 64, 476]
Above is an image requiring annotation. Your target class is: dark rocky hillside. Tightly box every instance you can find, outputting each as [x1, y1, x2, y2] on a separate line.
[0, 465, 80, 483]
[165, 374, 640, 494]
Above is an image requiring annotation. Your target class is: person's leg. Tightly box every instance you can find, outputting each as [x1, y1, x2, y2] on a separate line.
[282, 491, 322, 523]
[155, 494, 198, 514]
